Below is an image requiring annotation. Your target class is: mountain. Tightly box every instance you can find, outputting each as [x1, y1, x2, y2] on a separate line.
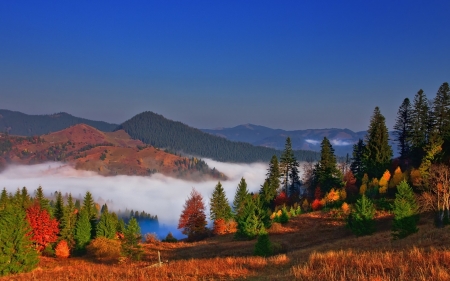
[202, 124, 398, 157]
[0, 109, 118, 136]
[116, 112, 321, 163]
[0, 124, 225, 180]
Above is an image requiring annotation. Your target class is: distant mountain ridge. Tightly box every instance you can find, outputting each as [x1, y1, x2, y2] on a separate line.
[0, 109, 118, 136]
[202, 124, 397, 157]
[116, 112, 321, 163]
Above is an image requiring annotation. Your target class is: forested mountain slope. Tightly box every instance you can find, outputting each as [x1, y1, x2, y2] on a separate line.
[0, 109, 118, 136]
[116, 111, 321, 163]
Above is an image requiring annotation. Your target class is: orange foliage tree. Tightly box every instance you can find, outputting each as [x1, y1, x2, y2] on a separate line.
[311, 199, 323, 211]
[379, 170, 391, 194]
[55, 240, 70, 258]
[26, 203, 59, 251]
[178, 188, 208, 240]
[389, 166, 405, 188]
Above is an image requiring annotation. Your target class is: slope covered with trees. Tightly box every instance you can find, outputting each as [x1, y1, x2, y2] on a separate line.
[116, 111, 321, 163]
[0, 109, 118, 136]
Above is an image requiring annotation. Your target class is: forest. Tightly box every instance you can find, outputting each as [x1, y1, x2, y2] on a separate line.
[117, 111, 322, 163]
[1, 82, 450, 280]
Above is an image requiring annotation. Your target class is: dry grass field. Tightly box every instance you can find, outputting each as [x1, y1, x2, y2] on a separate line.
[2, 211, 449, 281]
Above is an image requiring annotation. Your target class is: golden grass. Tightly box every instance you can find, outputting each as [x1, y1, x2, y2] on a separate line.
[2, 211, 449, 281]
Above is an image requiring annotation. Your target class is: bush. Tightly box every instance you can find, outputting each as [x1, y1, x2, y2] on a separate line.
[86, 237, 121, 263]
[279, 207, 289, 224]
[144, 233, 160, 244]
[42, 244, 55, 257]
[162, 232, 178, 243]
[347, 195, 376, 236]
[254, 233, 273, 257]
[55, 240, 70, 258]
[311, 199, 323, 211]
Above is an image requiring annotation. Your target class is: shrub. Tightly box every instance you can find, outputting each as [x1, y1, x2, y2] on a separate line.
[42, 244, 55, 257]
[213, 218, 228, 235]
[254, 233, 273, 257]
[55, 240, 70, 258]
[347, 195, 376, 236]
[144, 233, 160, 244]
[86, 237, 121, 262]
[341, 202, 350, 216]
[279, 207, 289, 224]
[162, 232, 178, 243]
[268, 222, 283, 233]
[311, 199, 323, 211]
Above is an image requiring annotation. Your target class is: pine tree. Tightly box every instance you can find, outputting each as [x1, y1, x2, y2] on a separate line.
[314, 137, 342, 193]
[394, 98, 413, 164]
[82, 191, 97, 221]
[235, 195, 266, 240]
[364, 107, 393, 179]
[34, 186, 51, 215]
[96, 211, 117, 239]
[0, 188, 8, 210]
[54, 191, 65, 223]
[60, 193, 76, 247]
[410, 89, 430, 166]
[432, 82, 450, 137]
[260, 155, 280, 209]
[178, 188, 208, 240]
[210, 182, 232, 222]
[122, 217, 143, 260]
[289, 161, 301, 198]
[233, 178, 249, 215]
[392, 180, 419, 239]
[280, 137, 295, 194]
[0, 204, 39, 276]
[20, 187, 31, 209]
[74, 209, 92, 251]
[254, 233, 273, 257]
[347, 195, 376, 236]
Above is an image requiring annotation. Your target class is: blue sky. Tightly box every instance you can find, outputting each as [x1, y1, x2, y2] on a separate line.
[1, 1, 449, 131]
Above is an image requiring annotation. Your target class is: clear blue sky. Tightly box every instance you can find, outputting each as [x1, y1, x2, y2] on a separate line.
[1, 1, 449, 131]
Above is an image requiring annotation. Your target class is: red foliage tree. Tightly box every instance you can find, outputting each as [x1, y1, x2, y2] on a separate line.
[26, 203, 59, 251]
[274, 191, 289, 207]
[314, 187, 323, 200]
[55, 240, 70, 258]
[344, 170, 358, 196]
[311, 199, 323, 211]
[178, 188, 207, 240]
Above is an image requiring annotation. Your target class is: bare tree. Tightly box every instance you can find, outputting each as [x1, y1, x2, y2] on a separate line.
[426, 164, 450, 227]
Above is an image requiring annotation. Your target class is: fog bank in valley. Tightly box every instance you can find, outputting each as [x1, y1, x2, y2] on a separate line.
[0, 160, 268, 238]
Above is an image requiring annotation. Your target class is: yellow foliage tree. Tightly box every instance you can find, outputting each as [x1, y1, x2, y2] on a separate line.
[339, 188, 347, 201]
[389, 166, 404, 188]
[410, 168, 422, 188]
[379, 170, 391, 194]
[360, 184, 367, 195]
[302, 199, 310, 212]
[326, 188, 340, 203]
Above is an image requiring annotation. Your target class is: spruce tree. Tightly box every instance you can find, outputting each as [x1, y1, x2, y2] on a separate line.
[394, 98, 413, 164]
[0, 204, 39, 276]
[364, 107, 393, 179]
[235, 195, 266, 240]
[233, 178, 249, 215]
[34, 186, 51, 214]
[60, 193, 76, 247]
[347, 195, 376, 236]
[254, 233, 273, 257]
[74, 209, 91, 252]
[289, 161, 301, 198]
[0, 188, 8, 210]
[392, 180, 419, 239]
[210, 182, 232, 222]
[410, 89, 430, 166]
[122, 217, 143, 260]
[260, 155, 280, 209]
[82, 191, 97, 238]
[20, 187, 31, 209]
[314, 137, 342, 193]
[280, 137, 295, 194]
[96, 211, 117, 239]
[54, 191, 65, 223]
[350, 139, 366, 184]
[432, 82, 450, 137]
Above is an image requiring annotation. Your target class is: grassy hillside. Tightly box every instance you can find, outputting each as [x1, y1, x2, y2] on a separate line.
[117, 111, 321, 163]
[4, 211, 448, 280]
[0, 109, 118, 136]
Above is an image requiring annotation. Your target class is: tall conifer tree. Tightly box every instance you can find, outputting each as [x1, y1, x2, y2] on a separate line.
[410, 89, 430, 166]
[280, 137, 295, 194]
[210, 182, 232, 222]
[314, 137, 342, 193]
[394, 98, 413, 163]
[233, 178, 249, 215]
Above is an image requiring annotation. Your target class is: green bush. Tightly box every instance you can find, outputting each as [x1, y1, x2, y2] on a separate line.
[162, 232, 178, 243]
[254, 233, 273, 257]
[347, 195, 376, 236]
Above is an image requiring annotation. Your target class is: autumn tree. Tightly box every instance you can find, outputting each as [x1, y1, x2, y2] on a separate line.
[0, 204, 39, 276]
[26, 203, 59, 251]
[210, 182, 232, 223]
[364, 107, 393, 179]
[178, 188, 208, 240]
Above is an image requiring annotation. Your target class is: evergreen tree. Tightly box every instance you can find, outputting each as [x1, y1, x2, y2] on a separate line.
[178, 188, 208, 240]
[210, 182, 232, 222]
[82, 191, 97, 221]
[431, 82, 450, 137]
[392, 180, 419, 239]
[54, 191, 65, 223]
[233, 178, 249, 215]
[0, 188, 8, 210]
[60, 193, 76, 247]
[122, 217, 143, 260]
[410, 89, 430, 166]
[254, 233, 273, 257]
[260, 155, 280, 209]
[289, 161, 301, 198]
[74, 209, 91, 251]
[394, 98, 413, 163]
[364, 107, 393, 178]
[0, 204, 39, 276]
[34, 186, 51, 215]
[235, 195, 266, 240]
[350, 139, 366, 184]
[347, 195, 376, 236]
[20, 187, 31, 209]
[314, 137, 342, 193]
[280, 137, 295, 194]
[96, 211, 117, 239]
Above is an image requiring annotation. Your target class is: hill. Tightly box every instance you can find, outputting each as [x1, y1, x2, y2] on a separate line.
[0, 124, 225, 180]
[202, 124, 398, 157]
[0, 109, 118, 136]
[116, 112, 321, 163]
